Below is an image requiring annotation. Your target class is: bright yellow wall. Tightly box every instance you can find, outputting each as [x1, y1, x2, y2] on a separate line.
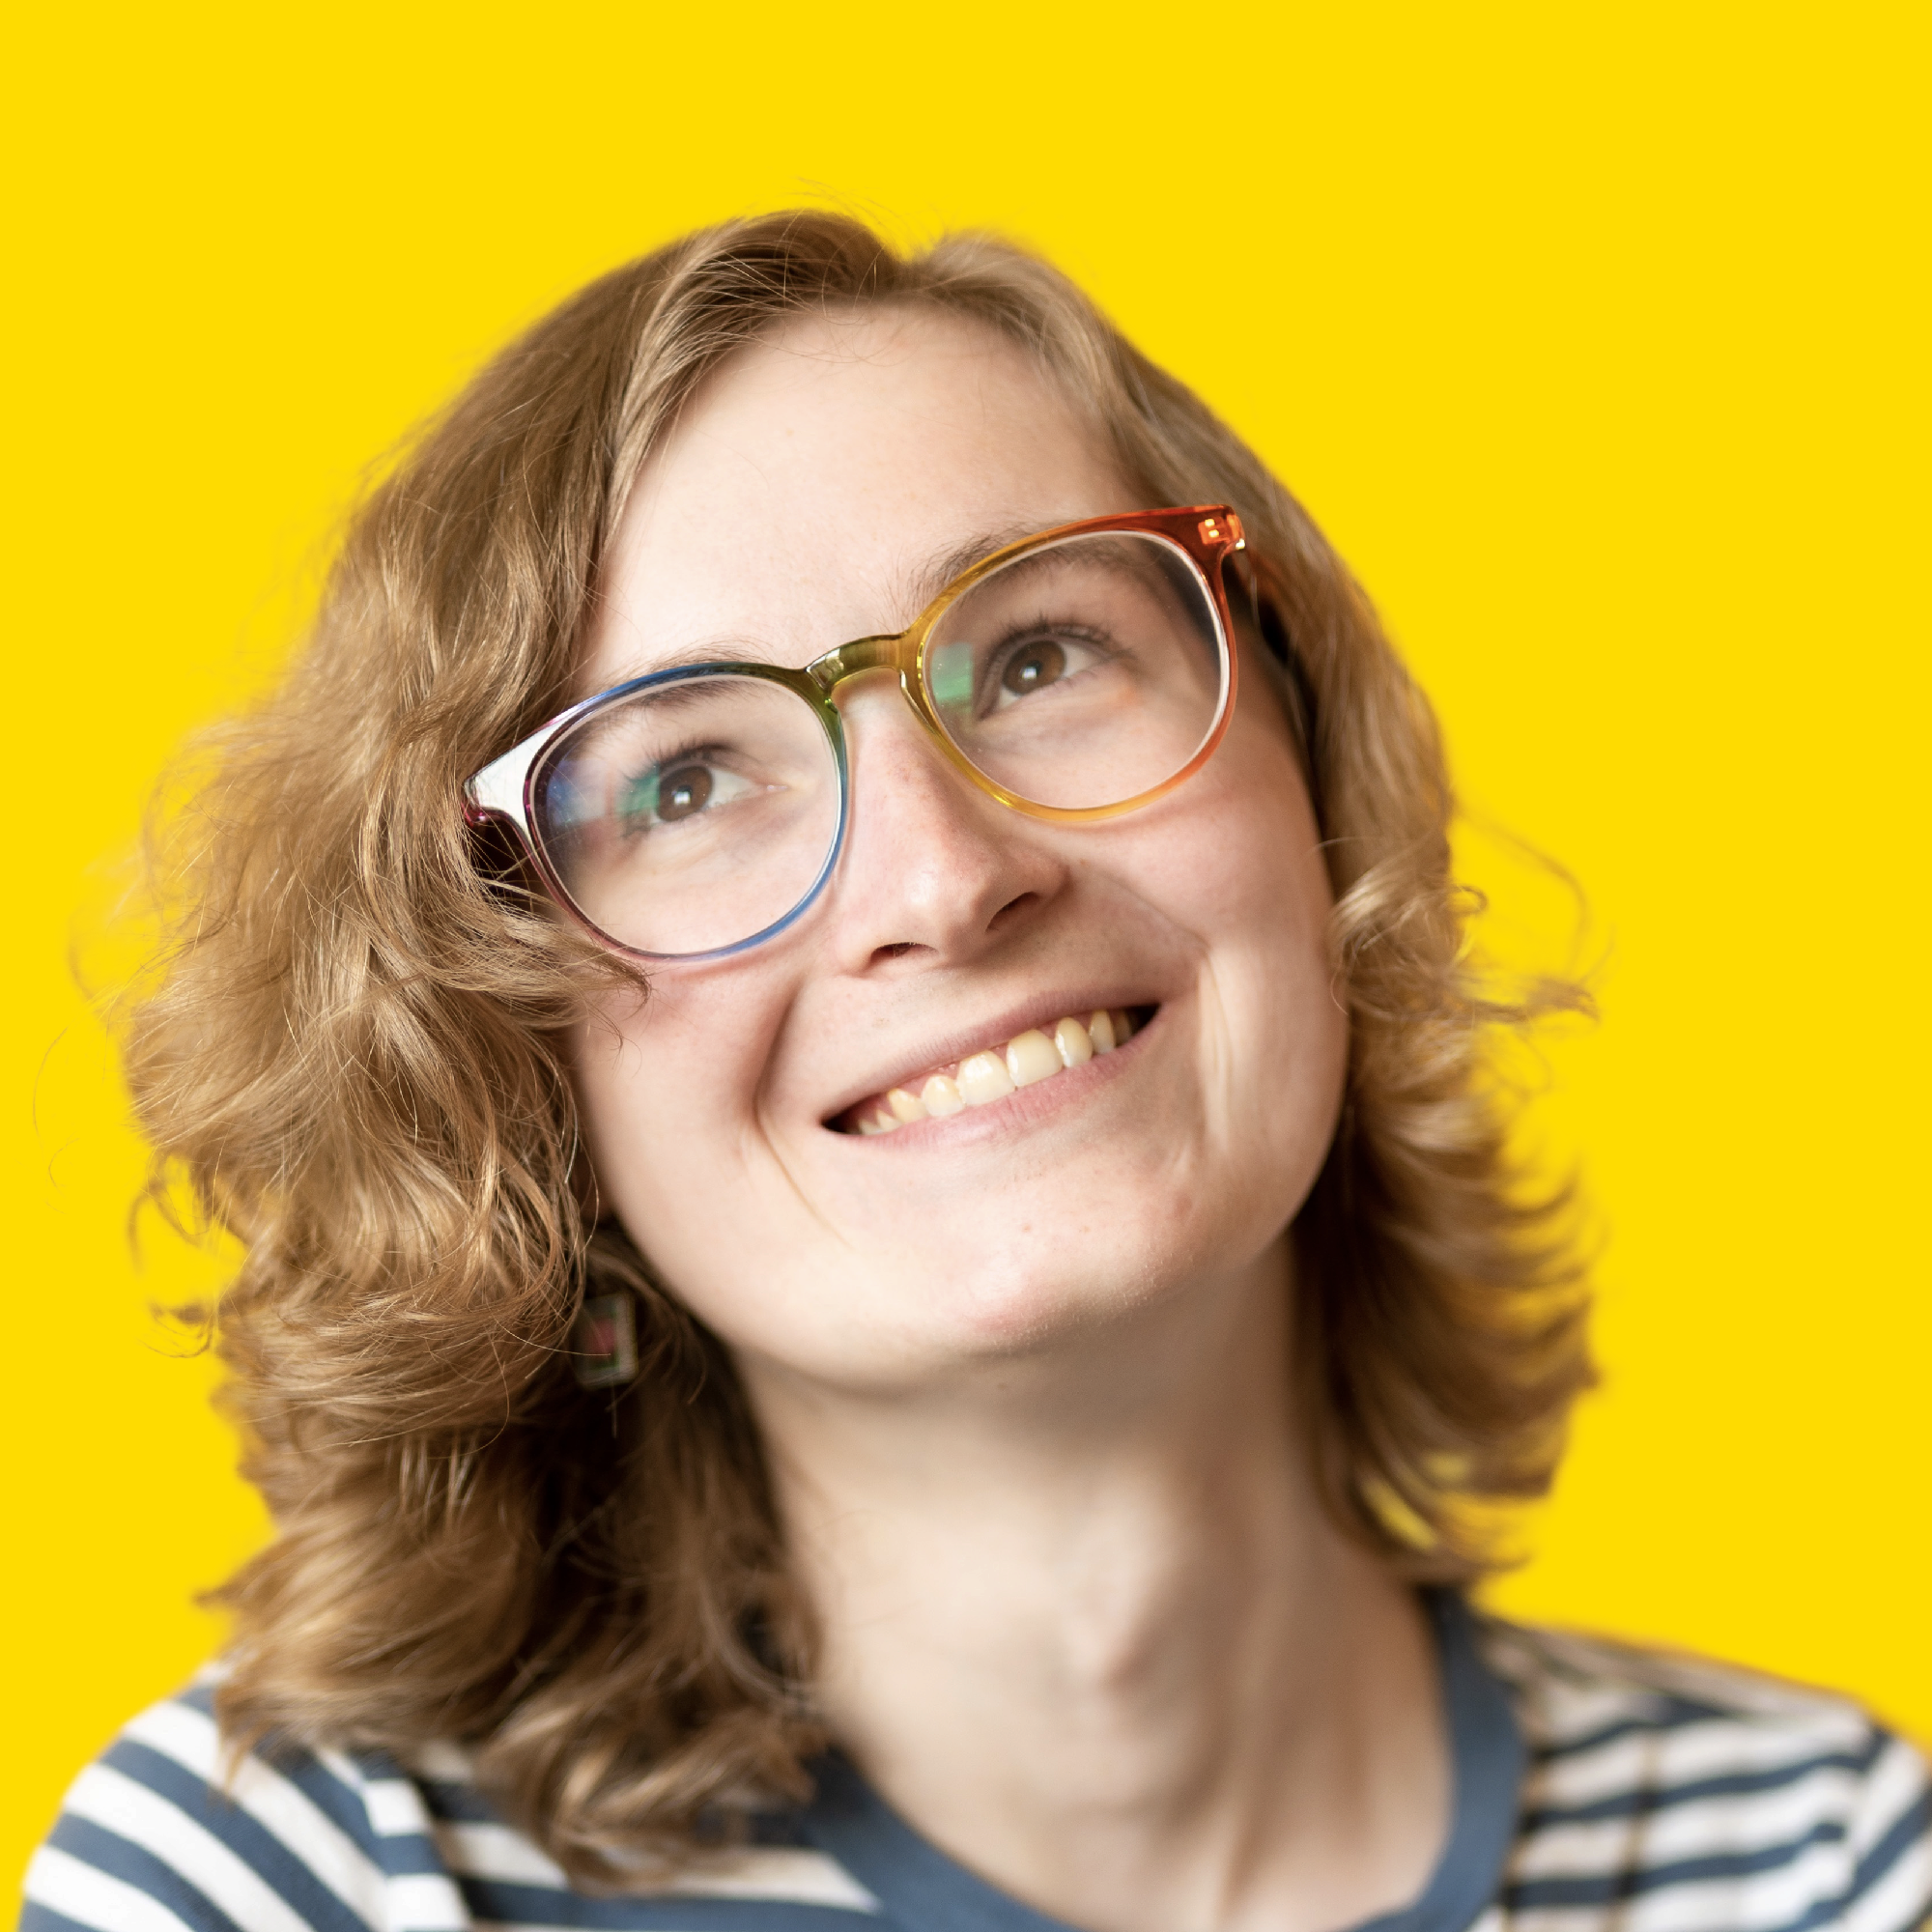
[8, 0, 1927, 1887]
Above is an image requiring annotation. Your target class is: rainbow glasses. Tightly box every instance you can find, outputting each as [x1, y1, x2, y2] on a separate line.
[464, 505, 1246, 961]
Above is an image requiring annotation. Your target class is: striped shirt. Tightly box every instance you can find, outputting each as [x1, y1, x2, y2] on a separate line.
[22, 1598, 1932, 1932]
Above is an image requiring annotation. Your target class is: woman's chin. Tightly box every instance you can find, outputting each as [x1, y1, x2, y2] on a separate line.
[702, 1212, 1280, 1401]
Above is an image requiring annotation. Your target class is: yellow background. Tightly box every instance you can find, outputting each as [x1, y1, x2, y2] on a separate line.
[7, 0, 1927, 1889]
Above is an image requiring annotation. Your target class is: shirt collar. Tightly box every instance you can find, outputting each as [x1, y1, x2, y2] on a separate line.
[800, 1589, 1523, 1932]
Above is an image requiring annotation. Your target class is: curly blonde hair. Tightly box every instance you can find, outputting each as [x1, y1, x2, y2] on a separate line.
[123, 211, 1592, 1879]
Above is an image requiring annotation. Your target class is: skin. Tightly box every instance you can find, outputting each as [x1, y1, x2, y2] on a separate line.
[573, 307, 1447, 1932]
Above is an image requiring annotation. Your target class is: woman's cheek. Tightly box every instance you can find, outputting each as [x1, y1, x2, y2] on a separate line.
[574, 1002, 717, 1227]
[575, 980, 795, 1237]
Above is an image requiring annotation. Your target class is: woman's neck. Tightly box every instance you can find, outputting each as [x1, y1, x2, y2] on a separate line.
[738, 1240, 1449, 1932]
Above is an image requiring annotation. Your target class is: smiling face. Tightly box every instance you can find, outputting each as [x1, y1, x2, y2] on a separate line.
[572, 306, 1348, 1395]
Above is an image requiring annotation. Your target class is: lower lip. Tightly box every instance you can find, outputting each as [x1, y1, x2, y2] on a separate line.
[836, 1005, 1162, 1148]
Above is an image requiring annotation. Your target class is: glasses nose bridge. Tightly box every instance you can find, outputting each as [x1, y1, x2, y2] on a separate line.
[809, 626, 999, 835]
[806, 630, 920, 697]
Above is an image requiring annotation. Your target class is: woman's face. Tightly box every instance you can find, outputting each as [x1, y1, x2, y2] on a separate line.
[573, 308, 1347, 1394]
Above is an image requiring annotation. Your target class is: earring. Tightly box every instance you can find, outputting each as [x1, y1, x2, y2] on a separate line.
[572, 1290, 639, 1388]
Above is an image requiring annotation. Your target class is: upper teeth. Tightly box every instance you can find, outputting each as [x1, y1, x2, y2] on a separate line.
[852, 1009, 1136, 1135]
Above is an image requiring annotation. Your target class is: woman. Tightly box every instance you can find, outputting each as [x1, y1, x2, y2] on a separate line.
[24, 213, 1929, 1932]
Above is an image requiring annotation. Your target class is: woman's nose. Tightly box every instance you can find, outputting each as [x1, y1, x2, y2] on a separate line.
[823, 677, 1066, 972]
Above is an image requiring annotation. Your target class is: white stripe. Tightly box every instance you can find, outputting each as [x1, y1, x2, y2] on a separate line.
[1515, 1759, 1869, 1875]
[123, 1698, 385, 1924]
[21, 1845, 199, 1932]
[400, 1745, 885, 1911]
[435, 1821, 567, 1885]
[1841, 1826, 1932, 1932]
[448, 1920, 861, 1932]
[450, 1922, 865, 1932]
[300, 1747, 472, 1926]
[1848, 1736, 1932, 1856]
[1642, 1833, 1866, 1929]
[1485, 1619, 1932, 1931]
[1528, 1709, 1876, 1811]
[316, 1747, 435, 1839]
[1534, 1675, 1863, 1758]
[1494, 1623, 1866, 1724]
[385, 1870, 476, 1931]
[60, 1761, 320, 1932]
[438, 1820, 882, 1910]
[1509, 1827, 1863, 1932]
[1504, 1900, 1770, 1932]
[1840, 1737, 1932, 1932]
[1505, 1906, 1603, 1930]
[642, 1849, 883, 1908]
[1485, 1623, 1884, 1807]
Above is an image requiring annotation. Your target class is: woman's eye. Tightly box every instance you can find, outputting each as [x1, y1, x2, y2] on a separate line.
[655, 762, 713, 821]
[1001, 639, 1067, 697]
[987, 631, 1105, 711]
[620, 758, 757, 829]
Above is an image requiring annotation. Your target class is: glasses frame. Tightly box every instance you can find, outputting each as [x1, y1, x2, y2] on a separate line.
[463, 504, 1247, 962]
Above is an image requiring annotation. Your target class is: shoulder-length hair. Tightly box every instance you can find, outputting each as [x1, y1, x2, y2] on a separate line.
[125, 211, 1590, 1879]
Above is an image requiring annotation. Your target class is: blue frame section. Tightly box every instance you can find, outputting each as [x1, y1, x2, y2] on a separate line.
[475, 660, 853, 965]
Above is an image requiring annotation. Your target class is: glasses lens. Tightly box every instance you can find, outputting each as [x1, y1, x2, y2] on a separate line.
[921, 530, 1229, 812]
[532, 673, 840, 958]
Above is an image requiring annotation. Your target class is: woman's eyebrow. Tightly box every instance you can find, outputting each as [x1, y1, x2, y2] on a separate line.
[622, 639, 769, 672]
[590, 523, 1047, 692]
[580, 636, 774, 699]
[905, 522, 1040, 609]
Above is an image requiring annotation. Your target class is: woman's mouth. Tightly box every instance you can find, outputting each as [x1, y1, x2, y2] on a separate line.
[835, 1006, 1152, 1136]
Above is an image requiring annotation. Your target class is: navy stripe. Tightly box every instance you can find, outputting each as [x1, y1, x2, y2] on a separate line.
[456, 1875, 879, 1929]
[1522, 1737, 1887, 1828]
[19, 1906, 110, 1932]
[1835, 1778, 1932, 1917]
[148, 1691, 437, 1876]
[265, 1747, 450, 1880]
[804, 1747, 1082, 1932]
[162, 1703, 412, 1874]
[245, 1742, 384, 1845]
[43, 1811, 247, 1932]
[99, 1737, 374, 1932]
[1627, 1780, 1932, 1932]
[1531, 1693, 1747, 1763]
[1763, 1823, 1926, 1932]
[1504, 1814, 1849, 1909]
[173, 1682, 220, 1721]
[1355, 1594, 1526, 1932]
[418, 1774, 507, 1825]
[1761, 1899, 1861, 1932]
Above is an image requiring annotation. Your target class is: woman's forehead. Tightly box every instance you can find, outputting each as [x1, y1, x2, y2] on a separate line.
[581, 309, 1133, 687]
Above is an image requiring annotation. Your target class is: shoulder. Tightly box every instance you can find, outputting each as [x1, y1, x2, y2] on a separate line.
[20, 1675, 469, 1932]
[21, 1679, 880, 1931]
[1476, 1614, 1932, 1931]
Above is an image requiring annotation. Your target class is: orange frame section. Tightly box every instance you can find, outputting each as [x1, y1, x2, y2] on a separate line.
[803, 504, 1246, 824]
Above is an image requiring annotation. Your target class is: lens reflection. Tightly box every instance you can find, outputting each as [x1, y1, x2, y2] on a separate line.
[923, 531, 1227, 810]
